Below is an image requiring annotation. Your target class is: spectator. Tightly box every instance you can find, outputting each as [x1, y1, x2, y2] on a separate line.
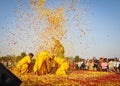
[88, 59, 94, 71]
[70, 61, 75, 71]
[98, 58, 103, 71]
[85, 59, 89, 70]
[114, 58, 120, 73]
[80, 59, 86, 70]
[118, 59, 120, 73]
[108, 59, 115, 72]
[77, 60, 83, 70]
[101, 58, 108, 72]
[93, 57, 98, 71]
[75, 62, 79, 70]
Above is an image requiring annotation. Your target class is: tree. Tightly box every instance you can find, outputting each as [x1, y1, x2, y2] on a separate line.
[74, 56, 80, 62]
[21, 52, 27, 57]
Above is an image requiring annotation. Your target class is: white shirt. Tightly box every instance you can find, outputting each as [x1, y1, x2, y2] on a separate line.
[77, 62, 83, 68]
[114, 61, 120, 67]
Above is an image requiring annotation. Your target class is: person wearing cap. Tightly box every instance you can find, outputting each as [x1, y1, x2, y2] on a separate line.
[33, 51, 52, 75]
[16, 53, 34, 74]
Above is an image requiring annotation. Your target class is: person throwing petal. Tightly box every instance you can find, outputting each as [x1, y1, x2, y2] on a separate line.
[16, 53, 34, 74]
[33, 51, 52, 75]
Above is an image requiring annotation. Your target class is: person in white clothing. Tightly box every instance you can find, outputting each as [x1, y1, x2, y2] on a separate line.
[114, 58, 120, 73]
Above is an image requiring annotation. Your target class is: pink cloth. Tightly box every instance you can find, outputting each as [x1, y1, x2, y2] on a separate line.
[101, 62, 108, 69]
[70, 63, 75, 70]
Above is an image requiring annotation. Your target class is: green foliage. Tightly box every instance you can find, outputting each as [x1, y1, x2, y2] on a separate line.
[0, 52, 27, 67]
[74, 55, 80, 62]
[21, 52, 27, 57]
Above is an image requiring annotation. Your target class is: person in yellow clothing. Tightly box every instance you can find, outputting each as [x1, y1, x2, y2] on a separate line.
[88, 59, 94, 71]
[33, 51, 51, 75]
[16, 53, 34, 74]
[52, 37, 65, 58]
[54, 57, 69, 75]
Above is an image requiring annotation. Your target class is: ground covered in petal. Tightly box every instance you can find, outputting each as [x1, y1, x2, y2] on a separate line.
[12, 70, 120, 86]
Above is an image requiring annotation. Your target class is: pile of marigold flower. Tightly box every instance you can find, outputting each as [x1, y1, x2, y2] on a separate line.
[11, 69, 120, 86]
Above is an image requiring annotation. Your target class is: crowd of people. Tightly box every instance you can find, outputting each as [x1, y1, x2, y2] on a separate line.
[70, 57, 120, 73]
[1, 53, 120, 75]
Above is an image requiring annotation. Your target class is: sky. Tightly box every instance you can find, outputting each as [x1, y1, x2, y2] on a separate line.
[0, 0, 120, 59]
[87, 0, 120, 58]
